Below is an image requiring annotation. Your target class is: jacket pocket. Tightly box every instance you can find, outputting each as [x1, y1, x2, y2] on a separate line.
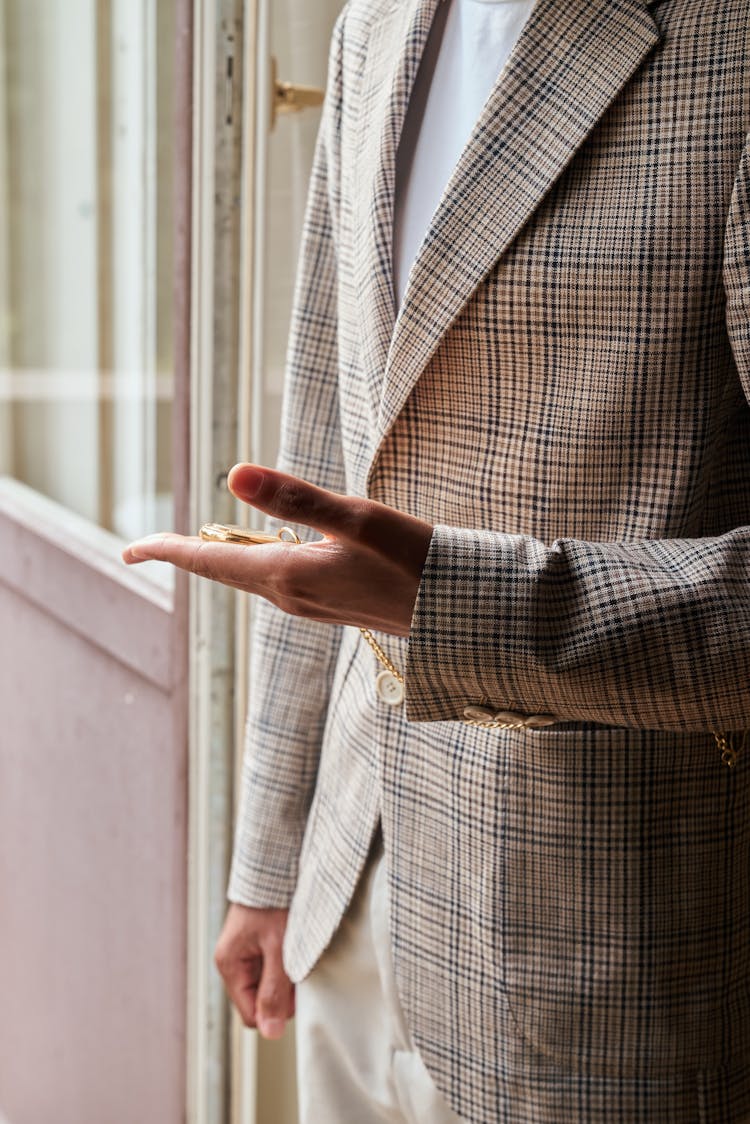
[497, 725, 750, 1077]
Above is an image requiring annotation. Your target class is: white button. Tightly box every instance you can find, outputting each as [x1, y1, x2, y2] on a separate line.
[376, 670, 404, 706]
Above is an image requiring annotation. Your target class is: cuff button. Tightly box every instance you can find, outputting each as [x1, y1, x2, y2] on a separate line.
[463, 705, 496, 722]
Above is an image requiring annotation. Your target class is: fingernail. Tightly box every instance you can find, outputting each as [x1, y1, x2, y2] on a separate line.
[126, 534, 163, 560]
[230, 464, 264, 499]
[260, 1017, 285, 1039]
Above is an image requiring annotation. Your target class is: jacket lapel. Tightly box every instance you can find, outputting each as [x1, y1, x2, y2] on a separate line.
[354, 0, 442, 436]
[368, 0, 662, 475]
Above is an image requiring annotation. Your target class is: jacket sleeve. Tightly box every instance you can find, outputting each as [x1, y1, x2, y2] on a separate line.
[227, 13, 347, 908]
[405, 129, 750, 735]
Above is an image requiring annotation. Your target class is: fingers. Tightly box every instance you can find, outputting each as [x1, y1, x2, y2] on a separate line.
[255, 935, 295, 1038]
[122, 533, 284, 592]
[228, 463, 433, 565]
[122, 532, 194, 567]
[123, 466, 432, 575]
[214, 905, 294, 1039]
[218, 948, 262, 1030]
[121, 467, 433, 634]
[228, 463, 372, 542]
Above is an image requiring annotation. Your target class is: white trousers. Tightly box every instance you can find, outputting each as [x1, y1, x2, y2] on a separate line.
[295, 838, 465, 1124]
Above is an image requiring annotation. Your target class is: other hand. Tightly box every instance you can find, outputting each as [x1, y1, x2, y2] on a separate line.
[122, 464, 434, 637]
[214, 903, 293, 1039]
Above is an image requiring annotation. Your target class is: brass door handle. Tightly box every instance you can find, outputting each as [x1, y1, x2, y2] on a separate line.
[271, 57, 324, 128]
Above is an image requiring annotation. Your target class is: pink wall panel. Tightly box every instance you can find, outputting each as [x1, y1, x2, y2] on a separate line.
[0, 582, 187, 1124]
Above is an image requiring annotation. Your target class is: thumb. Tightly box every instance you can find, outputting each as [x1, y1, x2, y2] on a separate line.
[256, 936, 295, 1039]
[227, 463, 360, 541]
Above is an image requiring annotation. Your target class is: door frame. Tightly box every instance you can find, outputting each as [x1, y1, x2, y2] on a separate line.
[186, 0, 252, 1120]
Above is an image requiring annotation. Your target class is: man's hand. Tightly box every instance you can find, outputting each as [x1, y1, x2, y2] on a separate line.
[214, 904, 294, 1039]
[122, 464, 434, 637]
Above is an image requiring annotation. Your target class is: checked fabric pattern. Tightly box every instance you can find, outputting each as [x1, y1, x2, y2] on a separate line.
[229, 0, 750, 1119]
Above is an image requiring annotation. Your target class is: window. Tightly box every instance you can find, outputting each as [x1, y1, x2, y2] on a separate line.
[0, 0, 175, 539]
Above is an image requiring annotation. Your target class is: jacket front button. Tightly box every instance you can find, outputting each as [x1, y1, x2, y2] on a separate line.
[375, 669, 404, 706]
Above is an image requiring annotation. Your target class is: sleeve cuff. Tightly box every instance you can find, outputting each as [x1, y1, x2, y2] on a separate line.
[404, 524, 556, 725]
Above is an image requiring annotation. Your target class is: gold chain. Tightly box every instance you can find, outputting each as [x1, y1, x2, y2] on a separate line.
[360, 632, 746, 765]
[712, 729, 748, 769]
[201, 530, 746, 766]
[359, 627, 404, 683]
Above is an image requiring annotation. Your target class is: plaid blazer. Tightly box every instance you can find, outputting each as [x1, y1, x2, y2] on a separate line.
[229, 0, 750, 1118]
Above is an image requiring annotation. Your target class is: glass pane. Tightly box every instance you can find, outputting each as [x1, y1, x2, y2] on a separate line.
[0, 0, 175, 539]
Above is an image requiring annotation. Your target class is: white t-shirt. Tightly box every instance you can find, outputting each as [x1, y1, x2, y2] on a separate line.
[393, 0, 536, 309]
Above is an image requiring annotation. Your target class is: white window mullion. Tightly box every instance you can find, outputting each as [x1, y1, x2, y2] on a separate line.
[111, 0, 158, 539]
[188, 0, 245, 1121]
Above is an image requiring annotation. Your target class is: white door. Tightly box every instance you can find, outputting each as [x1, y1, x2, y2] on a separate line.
[0, 0, 345, 1120]
[0, 2, 190, 1121]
